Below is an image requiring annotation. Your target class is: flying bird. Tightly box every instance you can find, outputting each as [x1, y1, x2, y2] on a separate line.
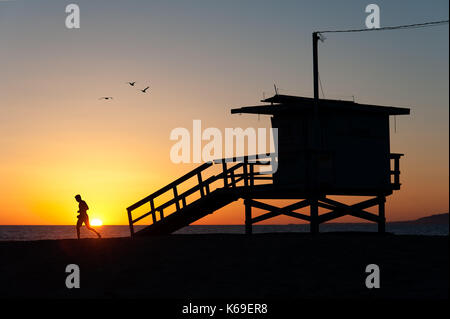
[141, 86, 150, 93]
[99, 97, 113, 100]
[126, 82, 136, 86]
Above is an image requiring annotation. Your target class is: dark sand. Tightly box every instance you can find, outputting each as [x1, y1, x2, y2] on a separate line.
[0, 233, 447, 299]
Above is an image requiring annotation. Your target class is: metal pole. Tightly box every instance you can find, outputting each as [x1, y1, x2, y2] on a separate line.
[311, 32, 320, 194]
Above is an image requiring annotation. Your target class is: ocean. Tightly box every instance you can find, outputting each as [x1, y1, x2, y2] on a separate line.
[0, 223, 447, 241]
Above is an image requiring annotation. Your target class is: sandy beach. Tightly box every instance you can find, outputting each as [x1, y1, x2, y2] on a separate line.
[0, 232, 447, 299]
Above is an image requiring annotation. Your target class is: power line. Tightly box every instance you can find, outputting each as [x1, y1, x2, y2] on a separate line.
[316, 19, 449, 34]
[312, 19, 448, 99]
[318, 72, 325, 98]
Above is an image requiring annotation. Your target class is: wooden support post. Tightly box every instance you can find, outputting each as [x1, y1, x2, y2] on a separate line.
[230, 170, 236, 188]
[310, 199, 319, 234]
[393, 157, 400, 188]
[378, 195, 386, 233]
[197, 172, 205, 197]
[249, 164, 255, 187]
[222, 161, 228, 188]
[243, 161, 249, 187]
[173, 186, 180, 212]
[150, 199, 157, 223]
[127, 209, 134, 237]
[244, 199, 252, 235]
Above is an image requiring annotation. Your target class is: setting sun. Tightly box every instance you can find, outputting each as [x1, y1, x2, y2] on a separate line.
[91, 218, 103, 226]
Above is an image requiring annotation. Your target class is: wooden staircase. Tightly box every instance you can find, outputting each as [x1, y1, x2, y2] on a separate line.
[127, 154, 274, 237]
[127, 153, 403, 237]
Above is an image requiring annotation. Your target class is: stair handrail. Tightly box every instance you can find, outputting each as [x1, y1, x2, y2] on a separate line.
[127, 162, 213, 212]
[127, 154, 275, 236]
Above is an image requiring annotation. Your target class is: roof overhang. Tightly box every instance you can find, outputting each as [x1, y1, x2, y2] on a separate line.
[231, 94, 410, 116]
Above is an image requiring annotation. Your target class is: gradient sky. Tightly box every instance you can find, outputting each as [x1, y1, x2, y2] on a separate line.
[0, 0, 448, 225]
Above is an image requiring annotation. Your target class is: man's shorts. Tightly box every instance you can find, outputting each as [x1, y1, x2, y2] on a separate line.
[76, 214, 90, 227]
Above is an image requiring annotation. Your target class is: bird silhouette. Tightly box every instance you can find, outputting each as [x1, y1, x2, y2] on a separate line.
[99, 97, 113, 100]
[141, 86, 150, 93]
[127, 82, 136, 86]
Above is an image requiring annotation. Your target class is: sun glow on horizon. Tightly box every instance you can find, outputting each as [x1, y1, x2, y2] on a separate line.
[91, 218, 103, 226]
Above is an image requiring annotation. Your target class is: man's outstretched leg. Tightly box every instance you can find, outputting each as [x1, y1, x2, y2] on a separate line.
[76, 219, 82, 239]
[85, 218, 101, 238]
[86, 225, 101, 238]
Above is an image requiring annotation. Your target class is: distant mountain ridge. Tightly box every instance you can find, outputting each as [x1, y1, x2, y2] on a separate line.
[407, 213, 449, 224]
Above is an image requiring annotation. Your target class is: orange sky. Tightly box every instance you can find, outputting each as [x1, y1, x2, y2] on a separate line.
[0, 0, 448, 225]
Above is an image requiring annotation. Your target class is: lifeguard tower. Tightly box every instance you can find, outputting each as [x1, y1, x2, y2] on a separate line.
[126, 30, 410, 237]
[126, 93, 409, 236]
[231, 94, 409, 233]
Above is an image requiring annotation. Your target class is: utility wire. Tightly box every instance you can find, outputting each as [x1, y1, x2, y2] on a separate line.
[316, 19, 448, 34]
[318, 72, 325, 98]
[314, 19, 448, 99]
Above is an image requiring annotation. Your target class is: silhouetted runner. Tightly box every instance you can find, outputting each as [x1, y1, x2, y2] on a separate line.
[75, 194, 101, 239]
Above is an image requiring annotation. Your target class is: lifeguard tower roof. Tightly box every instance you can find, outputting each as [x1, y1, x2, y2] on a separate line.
[231, 94, 410, 116]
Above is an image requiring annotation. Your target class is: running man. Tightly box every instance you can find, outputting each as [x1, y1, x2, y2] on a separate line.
[74, 194, 101, 239]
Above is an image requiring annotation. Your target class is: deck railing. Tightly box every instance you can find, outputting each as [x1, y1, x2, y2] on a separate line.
[390, 153, 403, 190]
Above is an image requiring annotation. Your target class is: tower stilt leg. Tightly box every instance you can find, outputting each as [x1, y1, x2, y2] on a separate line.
[244, 199, 252, 235]
[310, 199, 319, 234]
[378, 195, 386, 233]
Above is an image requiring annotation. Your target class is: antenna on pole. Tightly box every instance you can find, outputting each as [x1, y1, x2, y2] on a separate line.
[274, 84, 279, 96]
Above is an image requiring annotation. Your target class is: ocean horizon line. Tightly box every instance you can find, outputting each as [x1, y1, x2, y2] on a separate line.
[0, 221, 442, 226]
